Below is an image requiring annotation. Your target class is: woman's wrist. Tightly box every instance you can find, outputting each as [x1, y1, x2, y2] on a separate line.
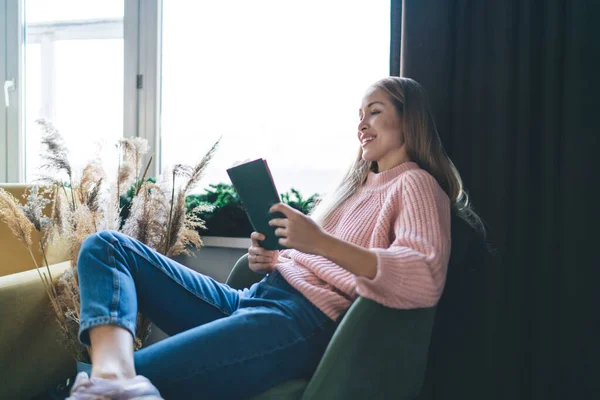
[313, 231, 378, 278]
[315, 231, 335, 258]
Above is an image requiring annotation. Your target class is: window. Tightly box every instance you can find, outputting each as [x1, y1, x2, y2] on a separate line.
[23, 0, 125, 181]
[2, 0, 390, 195]
[160, 0, 390, 196]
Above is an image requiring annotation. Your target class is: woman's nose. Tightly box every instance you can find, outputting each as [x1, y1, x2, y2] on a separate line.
[358, 120, 368, 133]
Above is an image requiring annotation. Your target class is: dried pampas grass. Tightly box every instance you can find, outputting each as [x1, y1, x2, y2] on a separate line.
[1, 120, 218, 361]
[20, 186, 56, 283]
[164, 190, 186, 256]
[0, 186, 86, 358]
[99, 182, 122, 231]
[122, 181, 168, 249]
[20, 186, 52, 233]
[51, 183, 66, 236]
[37, 119, 76, 210]
[117, 163, 134, 195]
[78, 160, 104, 208]
[0, 188, 34, 249]
[53, 268, 88, 361]
[171, 207, 205, 258]
[86, 178, 103, 214]
[68, 205, 97, 268]
[37, 119, 72, 178]
[119, 138, 149, 186]
[163, 138, 220, 256]
[179, 137, 221, 194]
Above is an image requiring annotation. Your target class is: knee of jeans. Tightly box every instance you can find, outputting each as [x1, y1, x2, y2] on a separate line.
[77, 231, 119, 273]
[95, 229, 124, 244]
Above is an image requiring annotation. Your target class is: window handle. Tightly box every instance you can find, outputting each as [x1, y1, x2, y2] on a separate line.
[4, 79, 15, 108]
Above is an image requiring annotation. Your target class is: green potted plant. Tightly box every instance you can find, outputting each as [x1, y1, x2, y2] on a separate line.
[185, 183, 320, 238]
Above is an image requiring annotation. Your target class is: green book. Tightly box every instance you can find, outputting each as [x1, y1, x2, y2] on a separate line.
[226, 159, 286, 250]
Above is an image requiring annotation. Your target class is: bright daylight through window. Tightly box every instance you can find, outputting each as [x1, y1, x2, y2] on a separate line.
[20, 0, 389, 199]
[160, 0, 390, 197]
[24, 0, 124, 182]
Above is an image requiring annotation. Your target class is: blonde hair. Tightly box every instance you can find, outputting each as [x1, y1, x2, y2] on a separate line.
[311, 77, 485, 234]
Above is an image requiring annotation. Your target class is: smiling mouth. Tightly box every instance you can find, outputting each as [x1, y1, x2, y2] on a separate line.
[361, 137, 376, 147]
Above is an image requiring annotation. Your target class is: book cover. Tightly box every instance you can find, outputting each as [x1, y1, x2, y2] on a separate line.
[226, 159, 286, 250]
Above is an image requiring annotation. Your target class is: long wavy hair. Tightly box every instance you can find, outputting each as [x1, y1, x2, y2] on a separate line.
[310, 77, 485, 235]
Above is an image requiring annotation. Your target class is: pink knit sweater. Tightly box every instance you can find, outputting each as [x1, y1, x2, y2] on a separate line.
[275, 161, 452, 321]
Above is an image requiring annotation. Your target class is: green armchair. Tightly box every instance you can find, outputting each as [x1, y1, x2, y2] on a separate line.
[227, 212, 484, 399]
[226, 254, 437, 400]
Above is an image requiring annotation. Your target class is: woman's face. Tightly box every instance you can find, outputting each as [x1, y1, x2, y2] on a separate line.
[358, 87, 406, 171]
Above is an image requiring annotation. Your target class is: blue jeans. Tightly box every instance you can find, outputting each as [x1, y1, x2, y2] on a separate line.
[77, 230, 337, 399]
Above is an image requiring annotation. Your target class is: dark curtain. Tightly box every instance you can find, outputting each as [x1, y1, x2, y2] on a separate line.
[391, 0, 600, 399]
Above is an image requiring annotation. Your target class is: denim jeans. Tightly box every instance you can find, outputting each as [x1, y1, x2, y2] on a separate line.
[77, 230, 337, 399]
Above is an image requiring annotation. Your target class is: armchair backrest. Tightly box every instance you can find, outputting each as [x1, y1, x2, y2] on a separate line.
[0, 184, 68, 277]
[419, 213, 487, 398]
[0, 184, 47, 277]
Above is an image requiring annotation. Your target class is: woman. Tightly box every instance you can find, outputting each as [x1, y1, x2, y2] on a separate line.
[68, 77, 483, 399]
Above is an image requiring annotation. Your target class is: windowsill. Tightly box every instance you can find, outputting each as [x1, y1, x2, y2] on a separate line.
[201, 236, 251, 249]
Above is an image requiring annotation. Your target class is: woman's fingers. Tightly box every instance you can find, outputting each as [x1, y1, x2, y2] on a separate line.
[249, 253, 272, 264]
[274, 227, 287, 237]
[269, 218, 288, 228]
[248, 250, 276, 274]
[248, 232, 279, 273]
[248, 245, 277, 263]
[250, 231, 265, 247]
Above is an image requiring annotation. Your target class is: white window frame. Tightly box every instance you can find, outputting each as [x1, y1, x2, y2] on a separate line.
[0, 0, 163, 183]
[134, 0, 161, 178]
[0, 0, 7, 181]
[1, 0, 24, 182]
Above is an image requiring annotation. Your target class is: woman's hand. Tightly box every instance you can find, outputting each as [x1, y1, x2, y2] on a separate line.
[269, 203, 329, 255]
[248, 232, 279, 274]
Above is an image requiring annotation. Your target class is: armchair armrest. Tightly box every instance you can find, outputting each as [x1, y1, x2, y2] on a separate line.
[302, 299, 436, 400]
[226, 254, 263, 290]
[0, 261, 75, 399]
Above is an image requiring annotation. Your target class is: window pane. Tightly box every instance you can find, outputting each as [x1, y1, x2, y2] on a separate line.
[160, 1, 390, 197]
[25, 44, 41, 178]
[24, 0, 124, 182]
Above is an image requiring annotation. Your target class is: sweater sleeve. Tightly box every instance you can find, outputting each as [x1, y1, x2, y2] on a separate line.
[354, 171, 451, 309]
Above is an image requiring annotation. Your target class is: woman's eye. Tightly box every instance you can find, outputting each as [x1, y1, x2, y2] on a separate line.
[370, 110, 381, 116]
